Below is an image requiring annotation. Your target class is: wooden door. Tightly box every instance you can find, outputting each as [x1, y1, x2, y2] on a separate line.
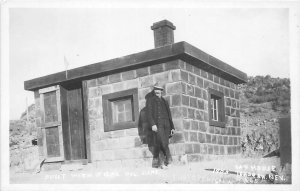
[39, 86, 64, 162]
[67, 86, 86, 160]
[60, 83, 86, 161]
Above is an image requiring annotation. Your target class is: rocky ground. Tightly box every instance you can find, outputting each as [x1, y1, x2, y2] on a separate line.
[9, 106, 40, 173]
[10, 156, 291, 184]
[240, 102, 282, 157]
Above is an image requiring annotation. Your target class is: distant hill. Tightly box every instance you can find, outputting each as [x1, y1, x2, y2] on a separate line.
[20, 104, 35, 122]
[239, 75, 290, 115]
[9, 103, 36, 147]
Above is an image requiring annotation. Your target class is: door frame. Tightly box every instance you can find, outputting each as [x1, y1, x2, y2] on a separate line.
[82, 80, 91, 163]
[39, 83, 92, 163]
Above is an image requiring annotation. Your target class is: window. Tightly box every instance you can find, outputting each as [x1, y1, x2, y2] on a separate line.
[102, 88, 138, 132]
[112, 99, 133, 123]
[208, 88, 225, 127]
[210, 95, 219, 121]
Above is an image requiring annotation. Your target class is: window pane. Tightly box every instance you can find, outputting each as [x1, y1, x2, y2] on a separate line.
[211, 97, 219, 121]
[215, 99, 218, 121]
[210, 98, 215, 120]
[209, 89, 225, 127]
[124, 101, 131, 111]
[210, 99, 214, 108]
[213, 99, 217, 110]
[45, 126, 60, 157]
[213, 109, 217, 121]
[118, 113, 125, 122]
[112, 99, 133, 123]
[44, 91, 58, 123]
[125, 111, 132, 121]
[117, 103, 124, 112]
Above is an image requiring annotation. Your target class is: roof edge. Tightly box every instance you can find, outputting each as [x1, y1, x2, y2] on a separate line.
[181, 41, 247, 84]
[24, 41, 247, 91]
[24, 42, 185, 91]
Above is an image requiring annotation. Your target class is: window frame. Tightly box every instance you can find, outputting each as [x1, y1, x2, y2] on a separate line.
[208, 88, 226, 128]
[102, 88, 139, 132]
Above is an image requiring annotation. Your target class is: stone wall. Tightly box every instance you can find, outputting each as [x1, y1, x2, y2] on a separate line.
[177, 62, 242, 162]
[86, 60, 186, 167]
[86, 59, 242, 166]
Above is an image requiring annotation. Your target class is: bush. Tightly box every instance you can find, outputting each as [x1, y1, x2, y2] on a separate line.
[241, 75, 290, 114]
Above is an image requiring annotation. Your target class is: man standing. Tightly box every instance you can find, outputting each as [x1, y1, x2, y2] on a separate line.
[146, 82, 175, 169]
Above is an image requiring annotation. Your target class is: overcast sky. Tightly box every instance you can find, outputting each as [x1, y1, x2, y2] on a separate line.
[9, 8, 289, 120]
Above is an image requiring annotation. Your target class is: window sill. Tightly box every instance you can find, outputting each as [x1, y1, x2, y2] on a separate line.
[104, 121, 137, 132]
[209, 120, 226, 128]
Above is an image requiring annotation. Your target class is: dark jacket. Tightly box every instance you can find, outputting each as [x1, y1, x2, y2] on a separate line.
[146, 91, 175, 130]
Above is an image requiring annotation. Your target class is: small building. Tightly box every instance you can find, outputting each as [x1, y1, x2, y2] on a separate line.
[24, 20, 247, 168]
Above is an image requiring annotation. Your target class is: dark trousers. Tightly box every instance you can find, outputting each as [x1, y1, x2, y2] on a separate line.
[153, 119, 172, 166]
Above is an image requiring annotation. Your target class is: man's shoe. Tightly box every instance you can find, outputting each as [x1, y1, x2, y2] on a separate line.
[152, 158, 160, 168]
[160, 164, 169, 170]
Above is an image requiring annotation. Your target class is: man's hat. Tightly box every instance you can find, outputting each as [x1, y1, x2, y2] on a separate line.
[153, 81, 164, 91]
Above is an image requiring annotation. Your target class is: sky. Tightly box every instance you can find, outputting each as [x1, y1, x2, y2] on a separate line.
[8, 8, 289, 120]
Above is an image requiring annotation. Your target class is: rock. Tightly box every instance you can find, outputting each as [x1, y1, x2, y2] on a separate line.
[60, 164, 84, 172]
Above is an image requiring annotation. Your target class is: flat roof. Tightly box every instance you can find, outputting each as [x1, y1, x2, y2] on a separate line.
[24, 41, 247, 91]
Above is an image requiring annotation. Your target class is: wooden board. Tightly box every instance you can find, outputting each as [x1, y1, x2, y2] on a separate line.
[82, 80, 91, 163]
[45, 126, 60, 157]
[67, 85, 86, 160]
[60, 86, 71, 160]
[43, 91, 58, 123]
[279, 117, 291, 166]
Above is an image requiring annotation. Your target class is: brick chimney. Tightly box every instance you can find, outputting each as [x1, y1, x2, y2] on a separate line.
[151, 20, 176, 48]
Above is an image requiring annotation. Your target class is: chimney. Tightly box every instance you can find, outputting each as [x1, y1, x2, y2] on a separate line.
[151, 20, 176, 48]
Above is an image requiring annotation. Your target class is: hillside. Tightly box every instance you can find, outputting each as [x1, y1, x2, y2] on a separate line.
[238, 75, 290, 157]
[239, 75, 290, 114]
[10, 104, 36, 149]
[9, 104, 39, 171]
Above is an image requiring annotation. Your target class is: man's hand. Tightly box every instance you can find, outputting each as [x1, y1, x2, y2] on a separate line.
[170, 129, 175, 135]
[152, 125, 158, 132]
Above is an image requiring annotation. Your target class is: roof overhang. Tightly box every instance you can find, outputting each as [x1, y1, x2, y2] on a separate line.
[24, 41, 247, 91]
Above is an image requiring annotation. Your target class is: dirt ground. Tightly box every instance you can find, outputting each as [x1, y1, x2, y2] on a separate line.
[10, 156, 291, 184]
